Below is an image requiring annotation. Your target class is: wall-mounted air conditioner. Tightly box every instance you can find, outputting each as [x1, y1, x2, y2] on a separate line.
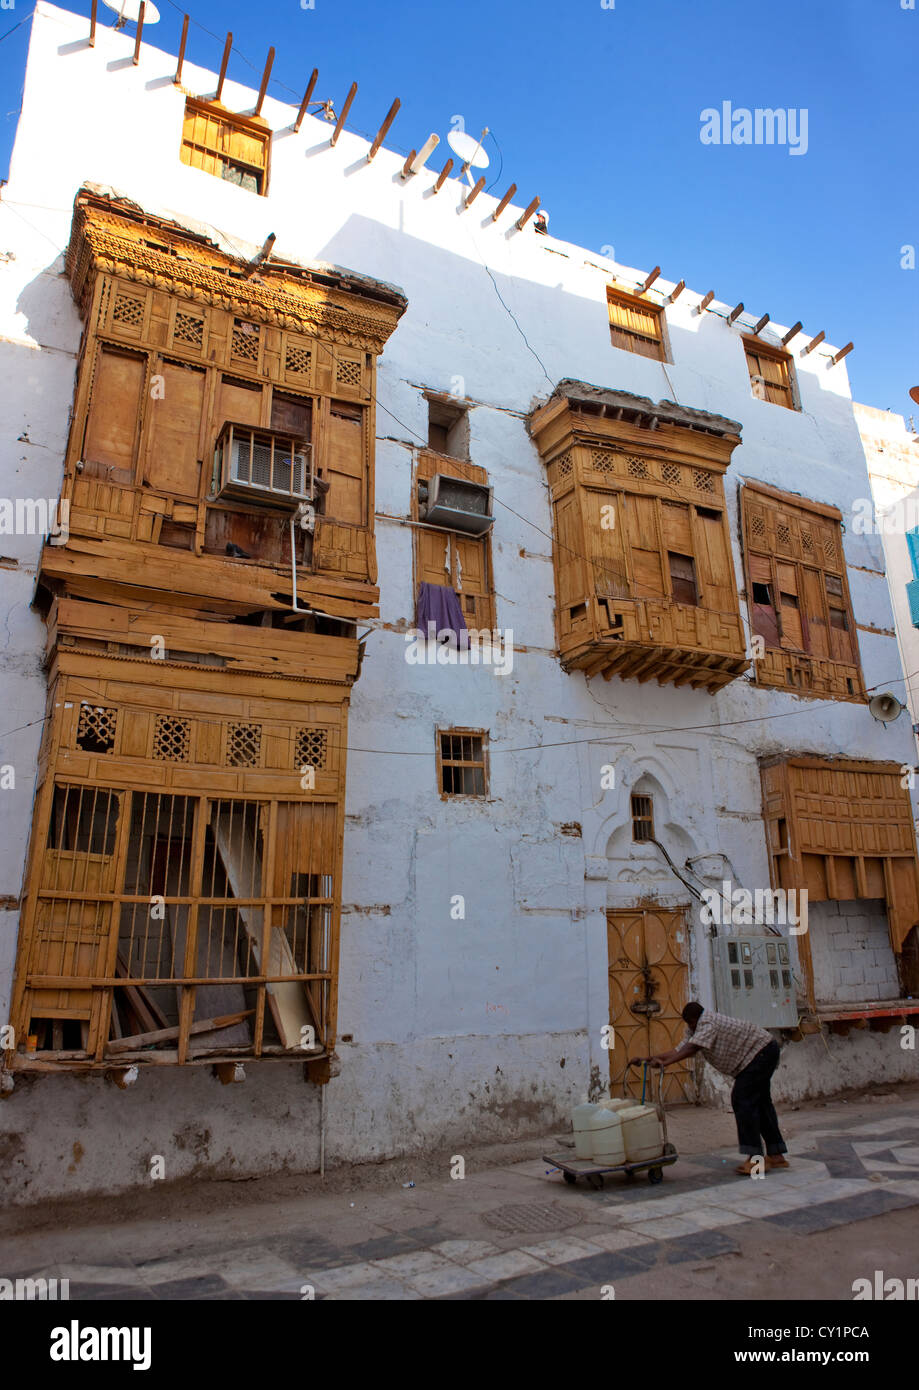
[212, 422, 313, 510]
[420, 473, 494, 535]
[711, 934, 799, 1028]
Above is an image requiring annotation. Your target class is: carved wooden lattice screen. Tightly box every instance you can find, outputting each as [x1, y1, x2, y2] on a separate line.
[741, 482, 863, 701]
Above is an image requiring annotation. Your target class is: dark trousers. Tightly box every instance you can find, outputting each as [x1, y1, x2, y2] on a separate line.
[731, 1040, 786, 1157]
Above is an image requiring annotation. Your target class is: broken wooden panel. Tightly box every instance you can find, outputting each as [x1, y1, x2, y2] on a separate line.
[144, 360, 206, 496]
[82, 347, 145, 476]
[740, 481, 863, 701]
[204, 506, 291, 565]
[323, 402, 365, 525]
[761, 756, 919, 964]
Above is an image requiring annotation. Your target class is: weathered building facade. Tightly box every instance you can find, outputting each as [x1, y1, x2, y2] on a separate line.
[1, 4, 917, 1203]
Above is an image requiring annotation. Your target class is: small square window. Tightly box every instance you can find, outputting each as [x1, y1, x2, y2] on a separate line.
[607, 287, 666, 361]
[743, 969, 754, 989]
[426, 394, 469, 460]
[631, 794, 654, 842]
[740, 942, 752, 964]
[743, 337, 796, 410]
[439, 730, 487, 797]
[728, 942, 739, 964]
[668, 551, 698, 606]
[731, 969, 741, 989]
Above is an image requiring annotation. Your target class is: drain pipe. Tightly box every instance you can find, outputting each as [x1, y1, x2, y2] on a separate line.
[319, 1083, 326, 1178]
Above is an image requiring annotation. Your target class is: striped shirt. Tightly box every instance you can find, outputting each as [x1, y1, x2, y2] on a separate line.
[684, 1009, 774, 1078]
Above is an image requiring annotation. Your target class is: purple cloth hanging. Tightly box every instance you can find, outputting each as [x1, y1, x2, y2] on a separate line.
[416, 582, 467, 642]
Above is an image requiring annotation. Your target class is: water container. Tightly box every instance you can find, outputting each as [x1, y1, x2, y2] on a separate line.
[618, 1104, 664, 1163]
[598, 1097, 635, 1112]
[589, 1106, 626, 1166]
[571, 1102, 600, 1159]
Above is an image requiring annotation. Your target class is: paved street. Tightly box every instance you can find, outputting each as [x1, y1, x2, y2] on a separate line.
[3, 1087, 918, 1301]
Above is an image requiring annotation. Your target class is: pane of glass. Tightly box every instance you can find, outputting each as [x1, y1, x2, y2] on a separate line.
[728, 942, 738, 964]
[743, 970, 754, 989]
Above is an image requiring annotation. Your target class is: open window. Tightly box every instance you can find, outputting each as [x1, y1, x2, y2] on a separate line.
[743, 337, 797, 410]
[426, 393, 469, 460]
[180, 99, 270, 194]
[606, 286, 667, 361]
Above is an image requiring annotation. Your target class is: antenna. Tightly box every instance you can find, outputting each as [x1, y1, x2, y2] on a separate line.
[446, 127, 489, 187]
[101, 0, 160, 25]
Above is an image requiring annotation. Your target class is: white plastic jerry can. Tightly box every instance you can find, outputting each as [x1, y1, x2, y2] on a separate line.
[618, 1104, 664, 1163]
[589, 1106, 626, 1166]
[571, 1102, 600, 1159]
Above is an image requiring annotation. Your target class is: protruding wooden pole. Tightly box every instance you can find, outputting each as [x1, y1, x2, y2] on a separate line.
[174, 14, 189, 85]
[515, 196, 540, 230]
[640, 266, 661, 293]
[369, 98, 400, 160]
[696, 290, 715, 315]
[330, 83, 357, 146]
[295, 70, 318, 131]
[433, 158, 453, 192]
[89, 0, 97, 47]
[401, 149, 416, 178]
[255, 47, 275, 116]
[401, 134, 439, 179]
[492, 184, 517, 221]
[216, 32, 232, 103]
[463, 176, 486, 208]
[781, 320, 802, 346]
[667, 280, 685, 303]
[727, 301, 744, 325]
[831, 342, 854, 365]
[802, 330, 826, 355]
[132, 1, 145, 65]
[753, 313, 770, 336]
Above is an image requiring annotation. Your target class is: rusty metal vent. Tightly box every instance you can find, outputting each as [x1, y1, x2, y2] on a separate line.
[480, 1202, 581, 1235]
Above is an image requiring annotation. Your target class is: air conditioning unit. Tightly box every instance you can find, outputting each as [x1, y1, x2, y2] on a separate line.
[711, 933, 799, 1027]
[419, 473, 494, 535]
[212, 422, 313, 510]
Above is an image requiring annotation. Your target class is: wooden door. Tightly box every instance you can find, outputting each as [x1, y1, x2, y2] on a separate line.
[606, 908, 693, 1102]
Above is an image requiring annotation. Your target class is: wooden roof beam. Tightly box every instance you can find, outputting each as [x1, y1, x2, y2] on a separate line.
[294, 70, 319, 132]
[433, 158, 453, 193]
[667, 280, 685, 304]
[727, 301, 744, 325]
[781, 320, 803, 346]
[174, 14, 189, 86]
[89, 0, 97, 47]
[696, 290, 715, 315]
[640, 266, 661, 293]
[802, 330, 826, 355]
[330, 82, 357, 146]
[132, 2, 145, 66]
[254, 47, 275, 117]
[515, 196, 540, 231]
[401, 133, 439, 179]
[492, 184, 518, 222]
[215, 32, 232, 103]
[463, 176, 486, 208]
[752, 313, 770, 335]
[832, 342, 854, 365]
[368, 98, 401, 161]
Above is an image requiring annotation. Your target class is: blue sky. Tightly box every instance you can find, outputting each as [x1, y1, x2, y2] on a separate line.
[1, 0, 916, 414]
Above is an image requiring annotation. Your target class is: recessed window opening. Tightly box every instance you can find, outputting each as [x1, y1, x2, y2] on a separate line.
[631, 794, 654, 842]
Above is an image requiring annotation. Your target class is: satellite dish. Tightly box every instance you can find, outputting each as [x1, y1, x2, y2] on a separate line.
[868, 692, 905, 724]
[446, 128, 489, 186]
[910, 386, 919, 407]
[102, 0, 160, 26]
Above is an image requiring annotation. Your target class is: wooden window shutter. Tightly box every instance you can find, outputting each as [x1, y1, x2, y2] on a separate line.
[623, 493, 665, 597]
[144, 361, 206, 496]
[694, 507, 734, 615]
[82, 347, 145, 478]
[607, 288, 665, 361]
[217, 375, 264, 431]
[744, 338, 795, 409]
[584, 490, 629, 598]
[417, 526, 450, 587]
[324, 404, 365, 525]
[554, 492, 589, 609]
[453, 533, 491, 629]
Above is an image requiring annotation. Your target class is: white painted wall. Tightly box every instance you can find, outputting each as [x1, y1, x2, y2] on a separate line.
[0, 5, 917, 1203]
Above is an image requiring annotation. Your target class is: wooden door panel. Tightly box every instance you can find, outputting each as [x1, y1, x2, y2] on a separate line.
[607, 908, 693, 1102]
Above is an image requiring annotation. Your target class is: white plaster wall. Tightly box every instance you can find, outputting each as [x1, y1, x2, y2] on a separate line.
[0, 5, 917, 1203]
[857, 402, 919, 764]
